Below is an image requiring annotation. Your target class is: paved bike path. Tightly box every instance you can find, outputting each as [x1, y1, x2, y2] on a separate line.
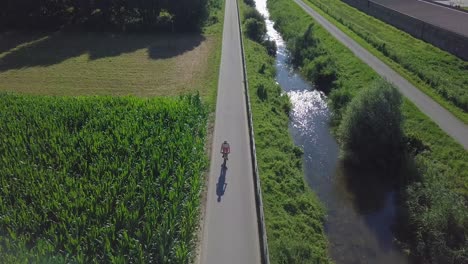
[200, 0, 261, 263]
[295, 0, 468, 150]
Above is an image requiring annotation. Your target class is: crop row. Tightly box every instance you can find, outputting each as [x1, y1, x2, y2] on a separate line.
[0, 93, 207, 263]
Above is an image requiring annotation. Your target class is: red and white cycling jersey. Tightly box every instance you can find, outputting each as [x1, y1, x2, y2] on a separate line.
[221, 142, 230, 154]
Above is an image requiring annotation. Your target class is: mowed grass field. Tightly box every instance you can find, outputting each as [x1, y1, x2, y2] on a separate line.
[0, 32, 218, 100]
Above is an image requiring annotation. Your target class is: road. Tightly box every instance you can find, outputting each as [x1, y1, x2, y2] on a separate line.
[294, 0, 468, 150]
[200, 0, 261, 263]
[372, 0, 468, 37]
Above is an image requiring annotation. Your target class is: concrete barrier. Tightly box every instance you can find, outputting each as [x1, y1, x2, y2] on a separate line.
[340, 0, 468, 60]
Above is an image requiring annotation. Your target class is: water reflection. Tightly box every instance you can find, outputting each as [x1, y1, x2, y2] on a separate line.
[253, 0, 409, 263]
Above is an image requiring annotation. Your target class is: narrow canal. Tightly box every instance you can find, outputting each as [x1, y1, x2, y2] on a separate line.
[253, 0, 409, 263]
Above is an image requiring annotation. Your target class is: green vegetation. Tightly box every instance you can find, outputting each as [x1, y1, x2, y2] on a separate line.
[304, 0, 468, 123]
[240, 1, 330, 263]
[244, 18, 267, 42]
[243, 4, 277, 56]
[0, 0, 224, 107]
[289, 24, 337, 92]
[0, 94, 207, 263]
[0, 1, 224, 262]
[0, 0, 220, 32]
[269, 0, 468, 262]
[0, 2, 224, 109]
[338, 80, 404, 169]
[0, 33, 215, 98]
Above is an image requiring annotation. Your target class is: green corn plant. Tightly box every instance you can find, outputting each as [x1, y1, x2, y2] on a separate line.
[0, 93, 207, 263]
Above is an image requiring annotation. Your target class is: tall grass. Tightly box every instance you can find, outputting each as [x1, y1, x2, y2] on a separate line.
[0, 93, 207, 263]
[268, 0, 468, 262]
[240, 1, 331, 263]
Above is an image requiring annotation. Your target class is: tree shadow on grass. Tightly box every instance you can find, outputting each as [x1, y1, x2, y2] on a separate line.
[0, 31, 49, 55]
[0, 32, 205, 72]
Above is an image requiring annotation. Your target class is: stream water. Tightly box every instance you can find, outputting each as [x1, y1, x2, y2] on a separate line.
[253, 0, 410, 263]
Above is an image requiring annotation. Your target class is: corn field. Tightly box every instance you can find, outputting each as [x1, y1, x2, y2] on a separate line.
[0, 93, 207, 263]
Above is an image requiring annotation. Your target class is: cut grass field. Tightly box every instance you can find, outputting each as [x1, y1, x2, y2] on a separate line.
[269, 0, 468, 262]
[0, 32, 216, 99]
[303, 0, 468, 123]
[0, 0, 224, 104]
[240, 1, 331, 263]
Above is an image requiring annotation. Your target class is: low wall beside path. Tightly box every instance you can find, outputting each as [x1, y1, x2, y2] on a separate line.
[340, 0, 468, 60]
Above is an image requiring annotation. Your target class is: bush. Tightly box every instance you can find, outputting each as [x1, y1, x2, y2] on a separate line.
[244, 6, 264, 21]
[244, 0, 256, 7]
[257, 83, 268, 101]
[244, 17, 266, 42]
[262, 39, 277, 57]
[404, 158, 468, 264]
[302, 55, 337, 92]
[328, 86, 351, 125]
[338, 80, 403, 169]
[289, 24, 321, 65]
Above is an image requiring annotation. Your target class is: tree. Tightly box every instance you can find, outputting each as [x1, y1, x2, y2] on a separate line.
[338, 80, 404, 169]
[244, 17, 266, 42]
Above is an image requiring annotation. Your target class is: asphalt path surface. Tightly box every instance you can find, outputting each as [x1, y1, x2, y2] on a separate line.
[200, 0, 261, 263]
[295, 0, 468, 150]
[372, 0, 468, 37]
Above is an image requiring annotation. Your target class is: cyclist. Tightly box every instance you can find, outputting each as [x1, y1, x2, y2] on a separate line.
[220, 140, 230, 160]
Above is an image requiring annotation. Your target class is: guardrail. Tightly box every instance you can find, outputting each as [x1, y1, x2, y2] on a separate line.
[235, 0, 270, 263]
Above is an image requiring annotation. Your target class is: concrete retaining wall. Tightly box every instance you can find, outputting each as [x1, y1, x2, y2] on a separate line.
[341, 0, 468, 60]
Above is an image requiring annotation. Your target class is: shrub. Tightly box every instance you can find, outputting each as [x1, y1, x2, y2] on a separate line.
[404, 158, 468, 264]
[262, 39, 277, 57]
[328, 86, 352, 125]
[244, 6, 264, 21]
[289, 24, 321, 65]
[244, 17, 266, 42]
[257, 83, 268, 101]
[244, 0, 256, 7]
[302, 55, 337, 92]
[338, 80, 403, 169]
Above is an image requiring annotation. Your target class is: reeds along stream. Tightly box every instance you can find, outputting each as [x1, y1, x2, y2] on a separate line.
[253, 0, 409, 263]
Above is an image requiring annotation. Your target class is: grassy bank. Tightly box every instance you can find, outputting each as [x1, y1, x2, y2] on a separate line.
[0, 94, 208, 263]
[240, 1, 331, 263]
[269, 0, 468, 262]
[303, 0, 468, 123]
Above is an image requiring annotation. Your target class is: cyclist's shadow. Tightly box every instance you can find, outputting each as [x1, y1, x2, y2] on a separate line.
[216, 164, 228, 202]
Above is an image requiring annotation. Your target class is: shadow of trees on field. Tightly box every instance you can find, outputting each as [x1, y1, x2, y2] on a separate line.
[0, 32, 205, 72]
[0, 32, 51, 55]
